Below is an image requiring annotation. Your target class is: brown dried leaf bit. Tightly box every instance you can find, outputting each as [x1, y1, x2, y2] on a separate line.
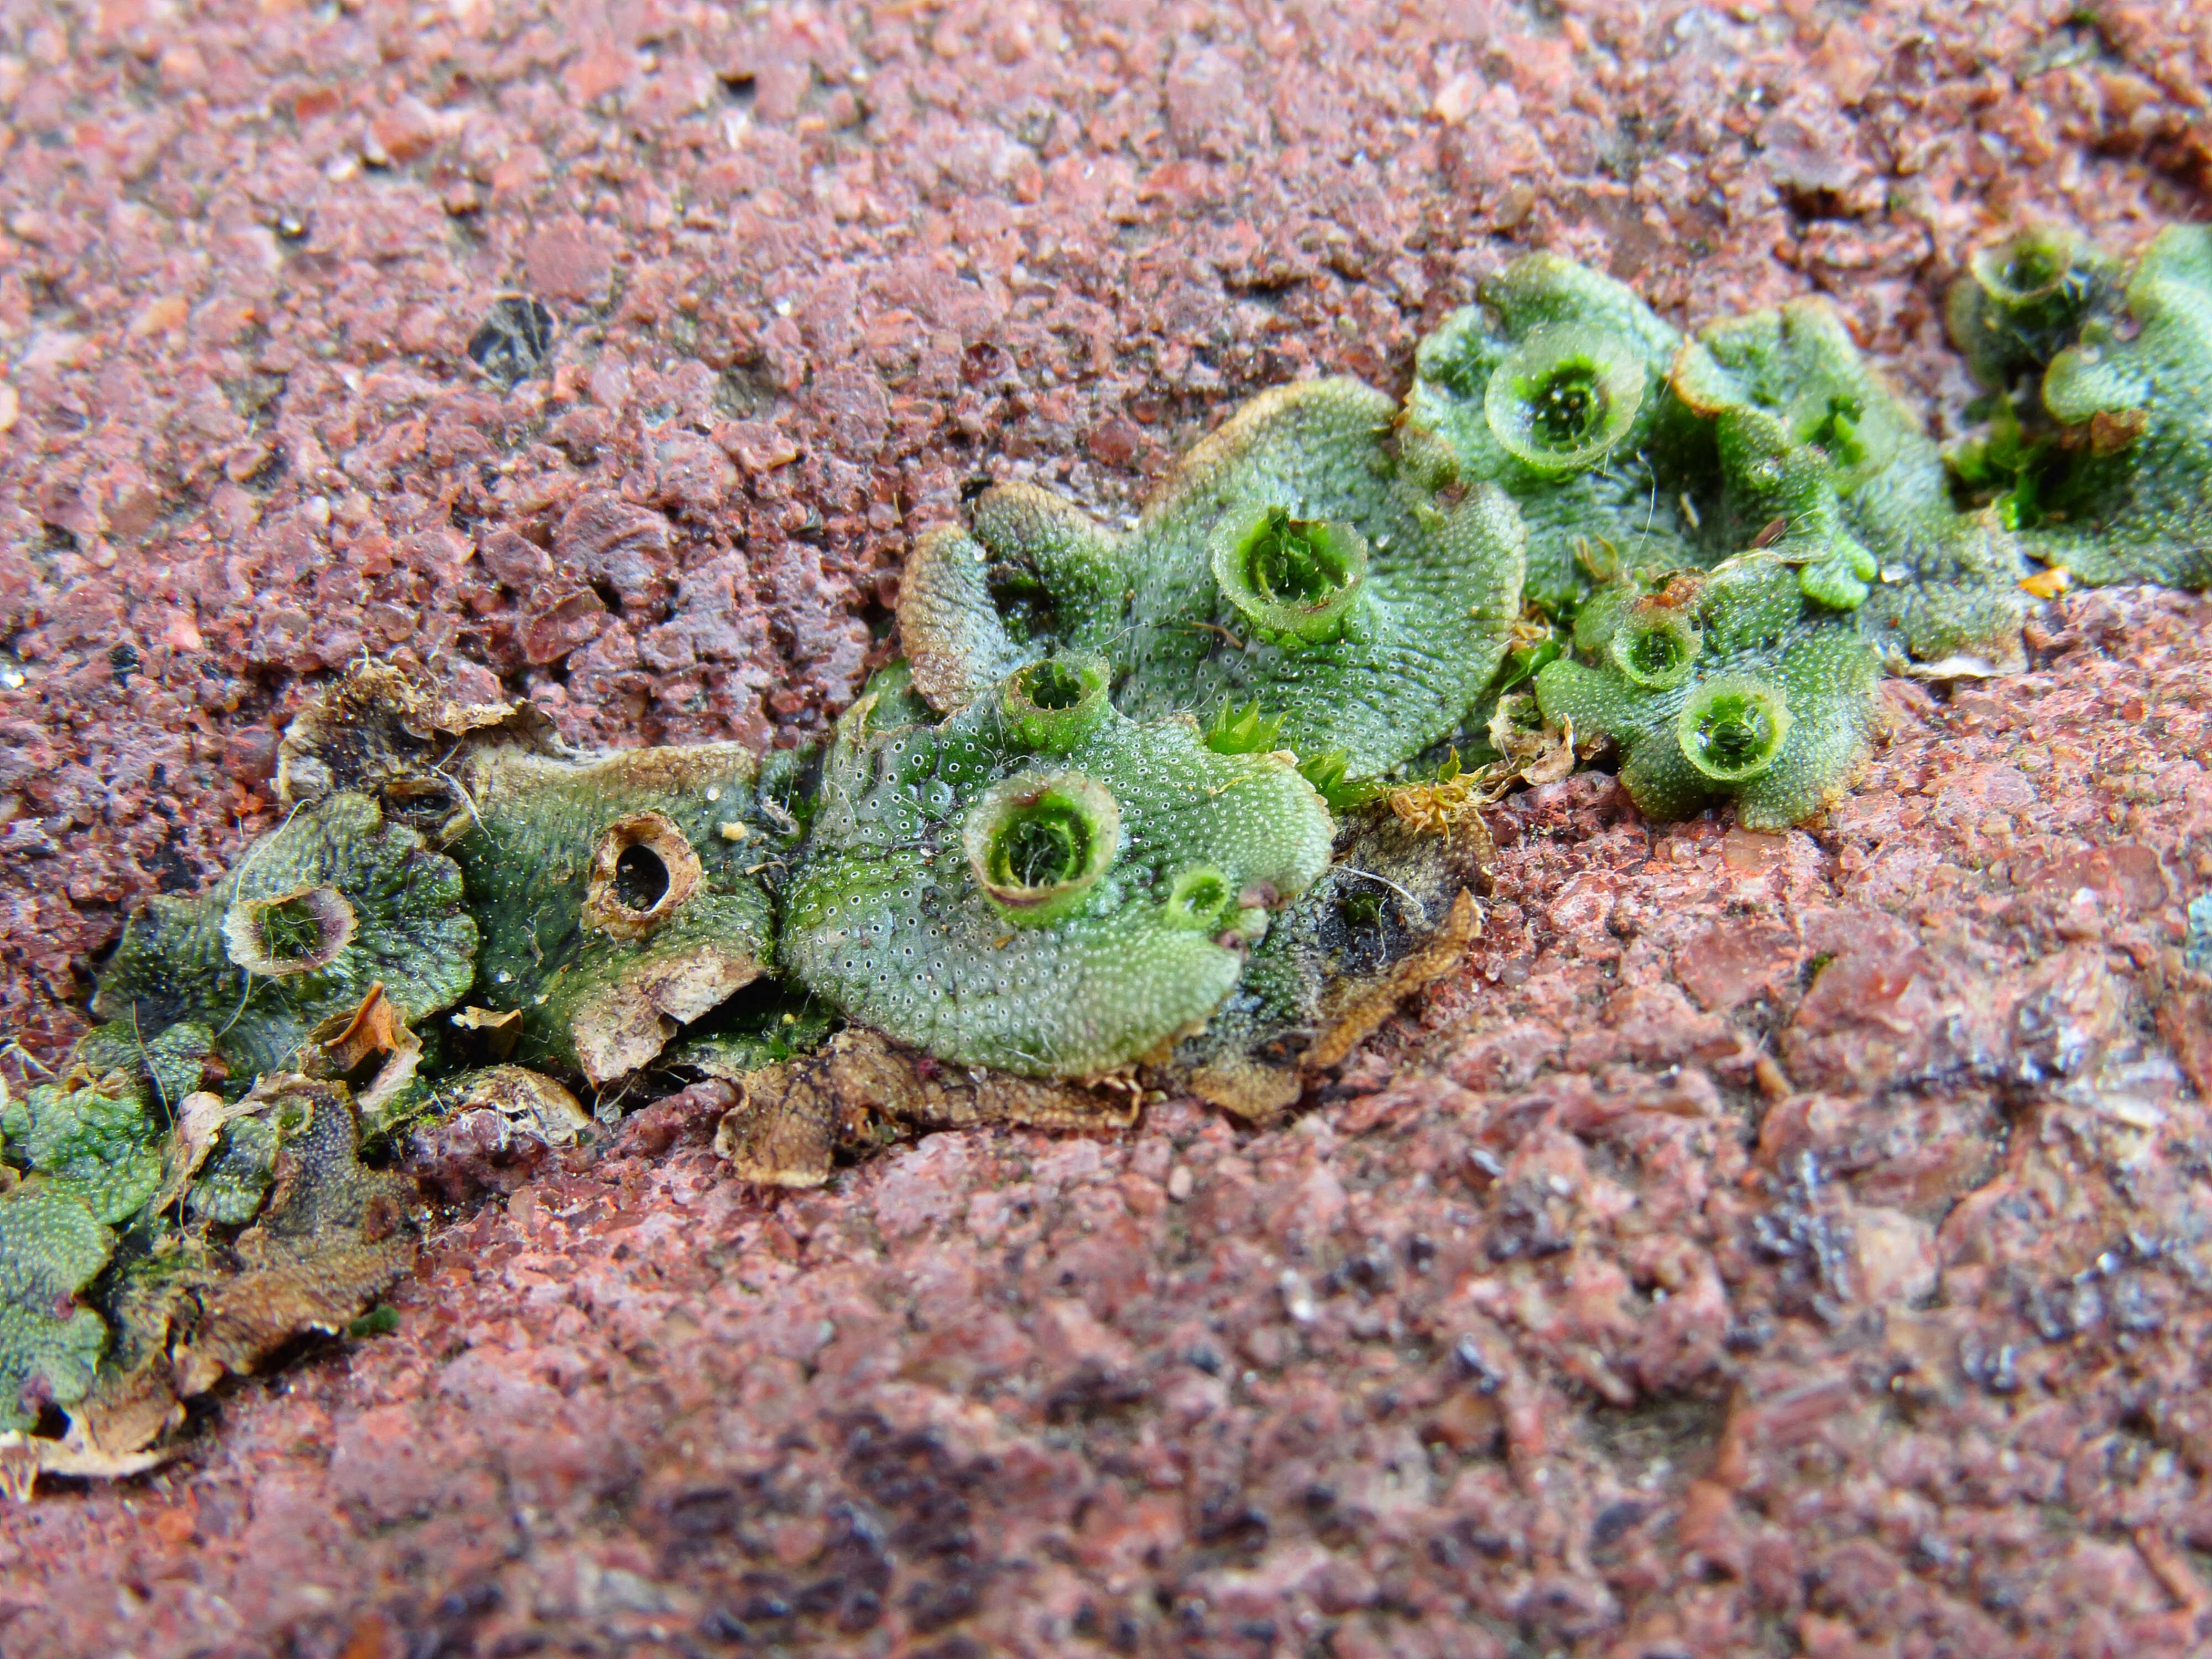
[0, 1423, 173, 1504]
[275, 659, 559, 813]
[169, 1078, 417, 1397]
[716, 1029, 1136, 1188]
[1178, 807, 1493, 1122]
[299, 983, 424, 1122]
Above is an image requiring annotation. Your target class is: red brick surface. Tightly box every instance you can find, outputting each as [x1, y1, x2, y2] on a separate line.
[2, 2, 2210, 1654]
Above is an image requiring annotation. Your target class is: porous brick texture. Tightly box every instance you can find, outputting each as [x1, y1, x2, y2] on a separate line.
[3, 2, 2211, 1655]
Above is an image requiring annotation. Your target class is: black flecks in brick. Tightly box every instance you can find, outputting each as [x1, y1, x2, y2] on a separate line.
[1042, 1361, 1151, 1423]
[1591, 1499, 1648, 1549]
[468, 296, 556, 384]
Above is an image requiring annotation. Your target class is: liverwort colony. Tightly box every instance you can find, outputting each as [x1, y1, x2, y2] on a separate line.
[6, 228, 2210, 1488]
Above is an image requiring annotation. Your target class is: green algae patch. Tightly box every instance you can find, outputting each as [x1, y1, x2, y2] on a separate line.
[23, 224, 2212, 1486]
[1537, 556, 1881, 829]
[92, 793, 478, 1079]
[1952, 225, 2212, 591]
[1672, 300, 2028, 674]
[0, 1044, 420, 1475]
[901, 378, 1526, 785]
[0, 1187, 114, 1434]
[1407, 253, 2032, 679]
[1, 1073, 166, 1227]
[447, 744, 777, 1087]
[1405, 253, 1715, 614]
[782, 676, 1335, 1078]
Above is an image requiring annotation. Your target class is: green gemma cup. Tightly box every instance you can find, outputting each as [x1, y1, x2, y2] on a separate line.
[1212, 506, 1369, 644]
[964, 770, 1123, 926]
[1485, 324, 1646, 476]
[1677, 676, 1791, 782]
